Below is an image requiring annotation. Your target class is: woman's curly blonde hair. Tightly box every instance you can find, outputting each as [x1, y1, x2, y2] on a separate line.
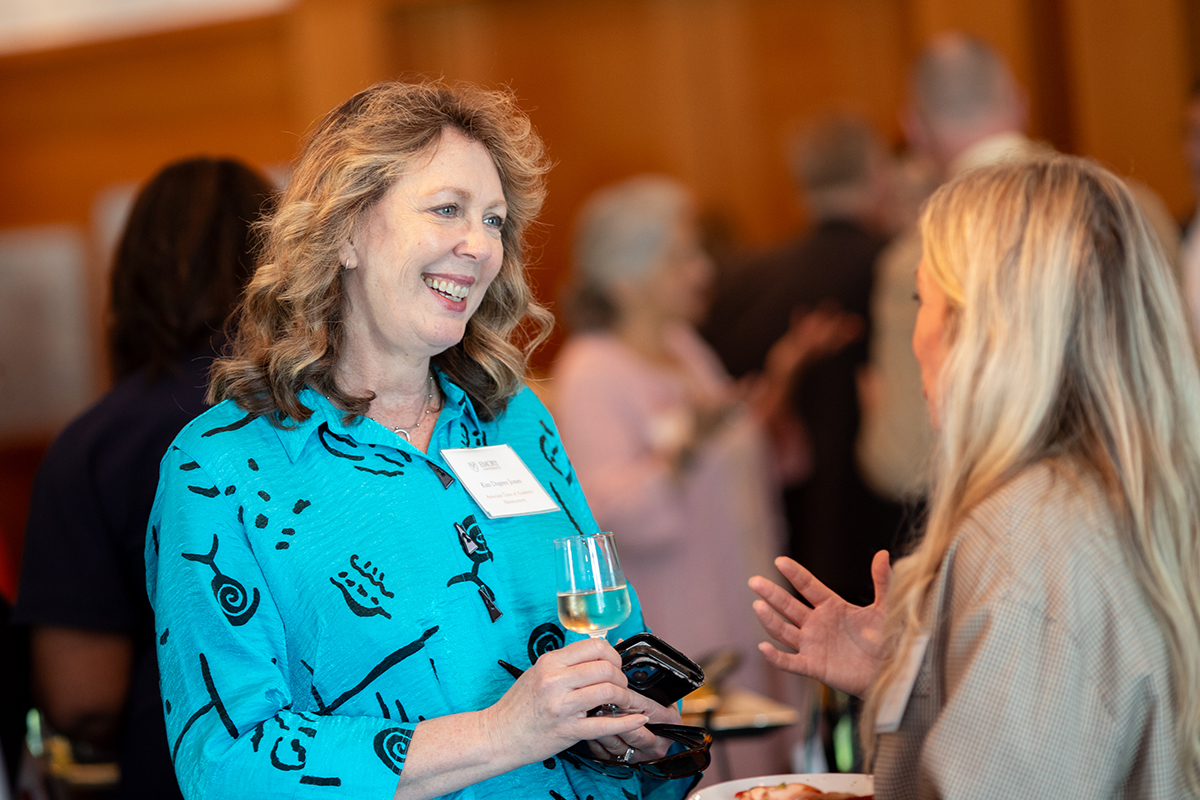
[209, 80, 553, 423]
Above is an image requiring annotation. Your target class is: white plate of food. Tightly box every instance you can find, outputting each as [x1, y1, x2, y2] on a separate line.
[688, 773, 874, 800]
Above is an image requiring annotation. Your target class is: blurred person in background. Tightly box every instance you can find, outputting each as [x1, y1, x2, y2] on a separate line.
[752, 154, 1200, 800]
[702, 114, 903, 608]
[13, 156, 275, 800]
[553, 174, 855, 780]
[857, 33, 1043, 510]
[860, 33, 1180, 512]
[701, 113, 908, 774]
[1179, 80, 1200, 335]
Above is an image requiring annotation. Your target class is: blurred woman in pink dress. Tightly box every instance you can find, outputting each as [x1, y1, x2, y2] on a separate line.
[552, 175, 854, 780]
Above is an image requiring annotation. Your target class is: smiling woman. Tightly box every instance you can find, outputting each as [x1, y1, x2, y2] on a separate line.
[146, 81, 697, 800]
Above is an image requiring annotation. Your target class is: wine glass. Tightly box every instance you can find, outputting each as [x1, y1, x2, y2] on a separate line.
[554, 532, 631, 639]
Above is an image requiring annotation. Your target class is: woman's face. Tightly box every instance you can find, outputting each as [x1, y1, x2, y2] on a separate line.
[913, 258, 952, 428]
[340, 128, 506, 366]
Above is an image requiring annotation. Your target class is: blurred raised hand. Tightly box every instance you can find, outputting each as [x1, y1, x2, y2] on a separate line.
[763, 304, 863, 385]
[744, 304, 863, 484]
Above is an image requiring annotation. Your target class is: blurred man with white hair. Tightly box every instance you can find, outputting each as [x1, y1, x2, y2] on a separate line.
[857, 32, 1179, 504]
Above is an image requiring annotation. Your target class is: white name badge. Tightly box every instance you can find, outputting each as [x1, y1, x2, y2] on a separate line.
[874, 632, 929, 734]
[440, 445, 561, 519]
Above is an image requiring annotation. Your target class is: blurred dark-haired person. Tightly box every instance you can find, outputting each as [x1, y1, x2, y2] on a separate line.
[702, 114, 902, 608]
[14, 156, 275, 799]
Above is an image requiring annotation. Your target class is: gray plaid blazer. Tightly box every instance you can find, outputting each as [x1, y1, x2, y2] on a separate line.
[873, 462, 1186, 799]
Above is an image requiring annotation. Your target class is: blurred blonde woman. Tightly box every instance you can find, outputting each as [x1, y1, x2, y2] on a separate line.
[750, 155, 1200, 798]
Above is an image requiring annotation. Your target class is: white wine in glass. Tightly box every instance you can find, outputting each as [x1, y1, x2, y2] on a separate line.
[554, 532, 630, 639]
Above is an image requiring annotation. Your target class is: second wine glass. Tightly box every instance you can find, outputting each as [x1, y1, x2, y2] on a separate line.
[554, 531, 631, 639]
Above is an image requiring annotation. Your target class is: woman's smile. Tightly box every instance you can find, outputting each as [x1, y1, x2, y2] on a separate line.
[423, 273, 475, 303]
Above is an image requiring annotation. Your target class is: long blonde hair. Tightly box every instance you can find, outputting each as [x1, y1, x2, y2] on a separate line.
[210, 80, 553, 423]
[863, 155, 1200, 791]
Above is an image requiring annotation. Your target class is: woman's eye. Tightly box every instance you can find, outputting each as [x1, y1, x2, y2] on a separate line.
[433, 204, 458, 217]
[485, 214, 505, 230]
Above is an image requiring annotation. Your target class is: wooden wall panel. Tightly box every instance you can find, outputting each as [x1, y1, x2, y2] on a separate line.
[0, 15, 295, 228]
[1060, 0, 1192, 216]
[1187, 0, 1200, 88]
[735, 0, 909, 232]
[287, 0, 393, 128]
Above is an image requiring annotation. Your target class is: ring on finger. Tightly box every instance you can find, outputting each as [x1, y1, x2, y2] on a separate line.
[616, 746, 635, 764]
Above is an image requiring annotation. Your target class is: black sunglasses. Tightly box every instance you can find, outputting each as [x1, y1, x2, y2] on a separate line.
[558, 723, 712, 780]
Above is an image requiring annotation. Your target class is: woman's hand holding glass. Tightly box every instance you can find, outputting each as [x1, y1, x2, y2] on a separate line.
[583, 664, 682, 766]
[478, 638, 645, 760]
[477, 637, 679, 763]
[749, 549, 892, 697]
[549, 532, 681, 764]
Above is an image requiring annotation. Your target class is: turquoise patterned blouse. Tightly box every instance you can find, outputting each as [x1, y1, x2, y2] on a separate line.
[146, 374, 679, 800]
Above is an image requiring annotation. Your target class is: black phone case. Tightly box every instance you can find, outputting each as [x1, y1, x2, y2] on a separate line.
[615, 632, 705, 706]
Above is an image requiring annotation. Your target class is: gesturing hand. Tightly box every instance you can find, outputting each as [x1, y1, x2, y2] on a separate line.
[749, 550, 891, 697]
